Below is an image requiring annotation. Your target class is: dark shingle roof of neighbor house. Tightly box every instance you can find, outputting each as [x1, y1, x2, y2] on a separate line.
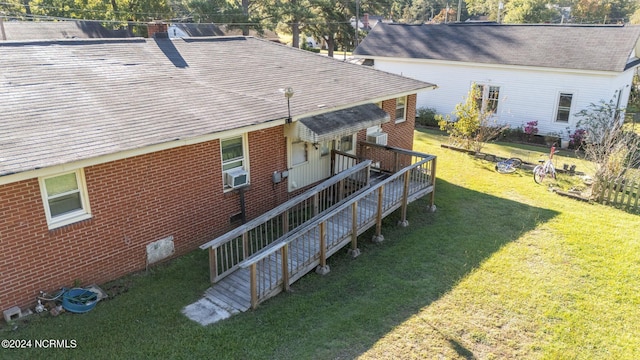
[354, 23, 640, 72]
[1, 20, 133, 40]
[170, 23, 280, 40]
[171, 23, 226, 37]
[0, 36, 435, 177]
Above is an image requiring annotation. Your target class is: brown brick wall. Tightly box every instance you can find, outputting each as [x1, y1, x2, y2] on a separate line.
[0, 125, 288, 311]
[355, 95, 416, 150]
[0, 94, 418, 312]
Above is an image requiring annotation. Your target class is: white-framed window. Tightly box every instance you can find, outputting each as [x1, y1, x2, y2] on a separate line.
[319, 140, 333, 157]
[395, 96, 407, 123]
[221, 135, 248, 188]
[337, 135, 353, 152]
[555, 92, 573, 123]
[291, 141, 307, 166]
[39, 169, 91, 229]
[474, 84, 500, 113]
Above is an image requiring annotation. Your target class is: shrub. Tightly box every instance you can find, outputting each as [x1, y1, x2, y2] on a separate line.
[437, 84, 507, 152]
[500, 126, 524, 142]
[415, 107, 439, 127]
[569, 128, 586, 150]
[524, 121, 539, 136]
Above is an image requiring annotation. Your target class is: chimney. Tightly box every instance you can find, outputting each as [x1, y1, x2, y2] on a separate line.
[363, 13, 369, 30]
[147, 21, 168, 38]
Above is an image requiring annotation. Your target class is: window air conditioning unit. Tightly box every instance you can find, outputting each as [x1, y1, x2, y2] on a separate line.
[226, 168, 249, 189]
[367, 132, 388, 146]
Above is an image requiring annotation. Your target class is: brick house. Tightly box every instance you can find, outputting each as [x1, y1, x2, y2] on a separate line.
[0, 28, 436, 312]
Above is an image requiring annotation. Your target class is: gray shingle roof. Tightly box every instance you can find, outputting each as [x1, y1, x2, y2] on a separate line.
[354, 23, 640, 72]
[0, 36, 435, 177]
[1, 21, 133, 40]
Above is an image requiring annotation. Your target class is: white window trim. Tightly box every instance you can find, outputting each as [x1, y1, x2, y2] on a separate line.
[290, 140, 308, 167]
[475, 83, 500, 114]
[554, 92, 574, 123]
[395, 96, 407, 124]
[39, 169, 92, 230]
[221, 134, 250, 191]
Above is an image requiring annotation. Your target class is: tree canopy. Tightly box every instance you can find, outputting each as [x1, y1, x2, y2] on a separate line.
[1, 0, 639, 48]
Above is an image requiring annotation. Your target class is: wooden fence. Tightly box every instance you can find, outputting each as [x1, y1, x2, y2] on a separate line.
[598, 175, 640, 214]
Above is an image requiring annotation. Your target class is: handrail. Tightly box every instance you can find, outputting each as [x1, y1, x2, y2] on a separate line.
[240, 156, 434, 268]
[199, 159, 372, 250]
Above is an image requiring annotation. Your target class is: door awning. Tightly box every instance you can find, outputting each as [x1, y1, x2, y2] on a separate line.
[296, 103, 390, 143]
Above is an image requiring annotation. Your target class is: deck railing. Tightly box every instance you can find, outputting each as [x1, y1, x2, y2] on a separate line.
[240, 145, 436, 308]
[199, 159, 372, 282]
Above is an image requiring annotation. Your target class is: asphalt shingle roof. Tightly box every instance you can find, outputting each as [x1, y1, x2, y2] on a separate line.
[354, 23, 640, 72]
[0, 36, 435, 177]
[1, 21, 133, 40]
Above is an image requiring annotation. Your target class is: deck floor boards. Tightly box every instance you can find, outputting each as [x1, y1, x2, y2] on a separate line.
[190, 174, 432, 321]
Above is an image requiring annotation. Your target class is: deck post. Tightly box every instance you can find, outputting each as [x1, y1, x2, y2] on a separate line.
[398, 171, 410, 227]
[428, 158, 437, 212]
[209, 247, 218, 283]
[372, 187, 385, 243]
[348, 202, 361, 258]
[282, 210, 289, 235]
[313, 193, 319, 217]
[250, 263, 258, 309]
[316, 221, 330, 274]
[281, 245, 290, 291]
[242, 232, 249, 259]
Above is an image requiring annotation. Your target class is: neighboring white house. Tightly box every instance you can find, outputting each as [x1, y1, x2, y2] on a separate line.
[354, 23, 640, 139]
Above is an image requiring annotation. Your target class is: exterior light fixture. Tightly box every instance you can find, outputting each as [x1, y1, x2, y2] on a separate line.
[284, 87, 294, 124]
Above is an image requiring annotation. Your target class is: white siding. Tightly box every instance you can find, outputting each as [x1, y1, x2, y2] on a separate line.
[373, 58, 635, 136]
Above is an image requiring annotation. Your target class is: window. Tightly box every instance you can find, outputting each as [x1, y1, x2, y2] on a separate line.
[221, 136, 248, 188]
[291, 141, 307, 166]
[320, 140, 333, 157]
[337, 135, 353, 152]
[556, 93, 573, 123]
[395, 96, 407, 123]
[474, 84, 500, 113]
[39, 169, 91, 229]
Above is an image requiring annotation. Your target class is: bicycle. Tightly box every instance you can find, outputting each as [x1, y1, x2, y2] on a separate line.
[533, 144, 557, 184]
[495, 157, 523, 174]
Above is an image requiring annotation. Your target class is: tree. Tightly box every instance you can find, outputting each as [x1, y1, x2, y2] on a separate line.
[502, 0, 559, 23]
[632, 7, 640, 24]
[575, 95, 640, 199]
[437, 83, 507, 152]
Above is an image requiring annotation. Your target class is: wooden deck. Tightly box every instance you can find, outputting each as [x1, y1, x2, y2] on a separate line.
[185, 144, 436, 323]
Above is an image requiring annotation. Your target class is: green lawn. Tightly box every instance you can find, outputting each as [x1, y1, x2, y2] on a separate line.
[2, 128, 639, 359]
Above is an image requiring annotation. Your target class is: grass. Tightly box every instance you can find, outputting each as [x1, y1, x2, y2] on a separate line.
[2, 128, 639, 359]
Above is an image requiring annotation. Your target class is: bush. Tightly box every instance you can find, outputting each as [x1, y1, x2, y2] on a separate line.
[524, 121, 539, 136]
[569, 128, 586, 150]
[415, 107, 439, 127]
[500, 127, 524, 142]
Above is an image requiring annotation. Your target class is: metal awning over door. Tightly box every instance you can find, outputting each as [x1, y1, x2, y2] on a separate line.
[296, 103, 390, 143]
